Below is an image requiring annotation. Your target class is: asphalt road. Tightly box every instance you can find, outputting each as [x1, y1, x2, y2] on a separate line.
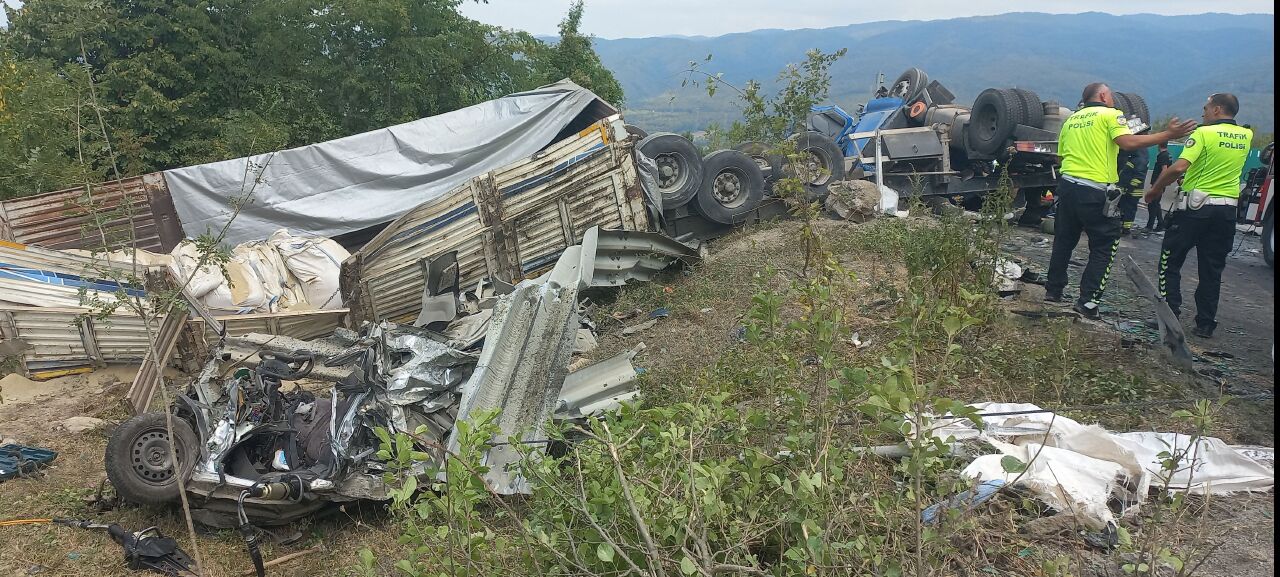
[1010, 204, 1274, 396]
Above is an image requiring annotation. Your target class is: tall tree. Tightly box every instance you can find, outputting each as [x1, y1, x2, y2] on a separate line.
[0, 0, 627, 198]
[535, 1, 625, 106]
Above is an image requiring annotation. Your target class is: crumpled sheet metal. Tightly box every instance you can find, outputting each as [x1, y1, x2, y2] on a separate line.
[378, 330, 476, 406]
[446, 225, 692, 494]
[923, 402, 1275, 530]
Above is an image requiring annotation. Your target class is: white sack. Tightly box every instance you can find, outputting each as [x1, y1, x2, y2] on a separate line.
[268, 229, 350, 310]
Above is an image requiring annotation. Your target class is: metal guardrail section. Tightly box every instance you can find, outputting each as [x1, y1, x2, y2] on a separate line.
[582, 227, 702, 287]
[344, 115, 647, 326]
[446, 245, 585, 495]
[0, 173, 182, 252]
[446, 226, 694, 494]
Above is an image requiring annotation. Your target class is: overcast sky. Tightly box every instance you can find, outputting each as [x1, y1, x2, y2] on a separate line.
[460, 0, 1273, 39]
[1, 1, 1273, 36]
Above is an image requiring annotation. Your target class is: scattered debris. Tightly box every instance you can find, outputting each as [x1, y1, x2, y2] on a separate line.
[573, 329, 599, 355]
[54, 519, 198, 576]
[1123, 255, 1193, 370]
[993, 258, 1023, 295]
[621, 319, 658, 335]
[921, 480, 1005, 525]
[0, 443, 58, 482]
[648, 307, 670, 319]
[556, 344, 644, 419]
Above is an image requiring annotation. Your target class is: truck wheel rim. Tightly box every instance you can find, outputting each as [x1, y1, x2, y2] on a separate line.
[655, 153, 689, 193]
[976, 107, 998, 140]
[802, 149, 831, 186]
[132, 428, 176, 486]
[712, 168, 748, 208]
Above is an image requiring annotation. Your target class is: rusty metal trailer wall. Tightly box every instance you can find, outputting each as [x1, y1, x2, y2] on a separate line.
[345, 117, 648, 325]
[0, 173, 183, 253]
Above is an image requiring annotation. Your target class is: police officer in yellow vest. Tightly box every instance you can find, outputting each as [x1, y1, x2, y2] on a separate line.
[1046, 83, 1196, 318]
[1143, 93, 1252, 338]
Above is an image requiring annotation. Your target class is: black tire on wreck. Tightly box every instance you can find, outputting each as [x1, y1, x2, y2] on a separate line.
[1011, 88, 1044, 129]
[967, 88, 1024, 155]
[791, 131, 846, 200]
[105, 412, 199, 505]
[637, 132, 704, 210]
[693, 150, 766, 225]
[733, 141, 784, 186]
[1114, 92, 1151, 130]
[891, 67, 929, 104]
[623, 124, 648, 140]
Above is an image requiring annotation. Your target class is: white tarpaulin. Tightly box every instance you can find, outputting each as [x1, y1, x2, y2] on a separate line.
[920, 402, 1274, 530]
[163, 80, 615, 246]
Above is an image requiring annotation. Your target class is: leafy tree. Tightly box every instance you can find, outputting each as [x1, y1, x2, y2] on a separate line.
[533, 0, 625, 106]
[0, 0, 626, 198]
[0, 53, 101, 198]
[682, 48, 846, 144]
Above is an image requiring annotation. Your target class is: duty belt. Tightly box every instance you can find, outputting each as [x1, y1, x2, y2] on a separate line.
[1202, 196, 1238, 206]
[1061, 174, 1119, 192]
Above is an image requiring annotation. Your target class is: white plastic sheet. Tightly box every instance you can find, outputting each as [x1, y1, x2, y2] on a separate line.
[163, 80, 614, 246]
[922, 402, 1274, 529]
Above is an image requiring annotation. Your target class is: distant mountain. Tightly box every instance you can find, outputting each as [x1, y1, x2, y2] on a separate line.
[593, 12, 1275, 135]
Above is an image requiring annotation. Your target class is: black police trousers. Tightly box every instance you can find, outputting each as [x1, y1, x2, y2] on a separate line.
[1157, 208, 1236, 331]
[1046, 178, 1122, 305]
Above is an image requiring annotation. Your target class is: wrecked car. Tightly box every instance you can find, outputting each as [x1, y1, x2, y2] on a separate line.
[103, 227, 697, 527]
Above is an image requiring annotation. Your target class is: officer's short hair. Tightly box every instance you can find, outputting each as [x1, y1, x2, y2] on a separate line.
[1081, 82, 1108, 103]
[1208, 93, 1239, 116]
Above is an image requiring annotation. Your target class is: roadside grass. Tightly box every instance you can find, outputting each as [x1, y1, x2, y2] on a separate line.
[2, 217, 1268, 577]
[594, 218, 1208, 439]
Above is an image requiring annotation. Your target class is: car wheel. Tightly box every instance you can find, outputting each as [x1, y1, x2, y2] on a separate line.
[105, 412, 199, 505]
[638, 132, 704, 210]
[693, 150, 765, 225]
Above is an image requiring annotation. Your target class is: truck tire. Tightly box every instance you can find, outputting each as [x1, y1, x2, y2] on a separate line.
[1114, 92, 1150, 130]
[1263, 203, 1274, 268]
[105, 412, 199, 505]
[1012, 88, 1044, 129]
[792, 131, 846, 200]
[734, 141, 784, 185]
[891, 68, 929, 104]
[968, 88, 1023, 155]
[638, 133, 704, 210]
[623, 124, 648, 140]
[693, 150, 765, 225]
